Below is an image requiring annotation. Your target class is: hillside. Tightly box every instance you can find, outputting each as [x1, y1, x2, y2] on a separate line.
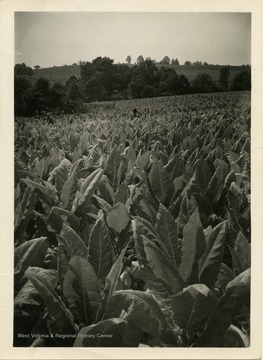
[17, 63, 250, 87]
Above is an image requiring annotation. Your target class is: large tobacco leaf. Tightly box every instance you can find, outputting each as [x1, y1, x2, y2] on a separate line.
[14, 186, 36, 244]
[207, 162, 229, 207]
[88, 211, 115, 284]
[193, 156, 212, 194]
[106, 289, 176, 343]
[228, 231, 251, 275]
[115, 182, 130, 205]
[97, 245, 128, 321]
[104, 144, 121, 190]
[25, 267, 76, 341]
[46, 206, 80, 233]
[148, 159, 171, 203]
[106, 202, 130, 234]
[73, 168, 104, 213]
[221, 324, 250, 347]
[21, 178, 56, 209]
[60, 169, 78, 210]
[48, 158, 72, 193]
[194, 268, 250, 346]
[140, 234, 183, 295]
[131, 188, 157, 225]
[198, 221, 227, 288]
[63, 256, 102, 325]
[132, 219, 179, 298]
[164, 152, 184, 181]
[58, 223, 88, 259]
[171, 284, 219, 338]
[155, 203, 180, 266]
[97, 174, 115, 205]
[14, 279, 44, 346]
[179, 209, 205, 285]
[14, 237, 49, 291]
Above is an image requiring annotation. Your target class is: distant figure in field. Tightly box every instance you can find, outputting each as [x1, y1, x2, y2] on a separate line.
[131, 108, 139, 119]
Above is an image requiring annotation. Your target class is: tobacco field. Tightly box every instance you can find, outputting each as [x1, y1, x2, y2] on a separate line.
[14, 92, 251, 347]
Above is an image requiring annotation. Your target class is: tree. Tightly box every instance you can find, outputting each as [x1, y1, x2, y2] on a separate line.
[130, 60, 159, 98]
[50, 83, 66, 110]
[137, 55, 144, 65]
[184, 61, 192, 66]
[83, 72, 107, 101]
[203, 62, 208, 66]
[111, 64, 131, 96]
[177, 74, 190, 94]
[33, 78, 51, 111]
[171, 58, 180, 65]
[65, 76, 81, 101]
[191, 73, 218, 93]
[230, 71, 251, 91]
[14, 63, 33, 76]
[34, 65, 41, 69]
[159, 56, 170, 65]
[126, 55, 131, 64]
[159, 67, 178, 94]
[14, 77, 34, 116]
[219, 67, 230, 91]
[193, 61, 203, 66]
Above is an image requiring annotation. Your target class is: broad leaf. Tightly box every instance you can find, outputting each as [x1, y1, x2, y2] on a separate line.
[107, 202, 130, 233]
[46, 206, 80, 233]
[221, 324, 250, 347]
[61, 170, 78, 210]
[155, 203, 180, 266]
[228, 231, 251, 275]
[14, 237, 49, 290]
[25, 267, 76, 340]
[88, 211, 115, 284]
[142, 235, 183, 295]
[193, 156, 212, 194]
[22, 178, 55, 208]
[194, 268, 250, 346]
[48, 158, 72, 193]
[104, 144, 121, 189]
[164, 152, 184, 181]
[107, 290, 174, 341]
[179, 209, 205, 285]
[149, 160, 171, 203]
[171, 284, 219, 333]
[98, 174, 115, 205]
[14, 186, 36, 244]
[63, 256, 102, 325]
[216, 263, 235, 293]
[115, 182, 130, 205]
[207, 162, 229, 207]
[74, 168, 104, 213]
[58, 223, 88, 259]
[198, 221, 227, 288]
[98, 245, 128, 321]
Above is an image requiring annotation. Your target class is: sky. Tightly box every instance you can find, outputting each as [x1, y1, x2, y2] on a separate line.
[15, 12, 251, 68]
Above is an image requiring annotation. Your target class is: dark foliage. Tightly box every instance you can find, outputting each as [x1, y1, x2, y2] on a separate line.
[230, 71, 251, 91]
[14, 60, 251, 116]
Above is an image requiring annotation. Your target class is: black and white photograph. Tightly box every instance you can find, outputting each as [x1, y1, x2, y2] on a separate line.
[0, 0, 262, 359]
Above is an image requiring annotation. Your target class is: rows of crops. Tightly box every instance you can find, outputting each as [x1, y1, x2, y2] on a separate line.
[14, 92, 251, 347]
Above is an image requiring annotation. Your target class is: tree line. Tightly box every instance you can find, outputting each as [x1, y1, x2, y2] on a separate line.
[15, 57, 251, 116]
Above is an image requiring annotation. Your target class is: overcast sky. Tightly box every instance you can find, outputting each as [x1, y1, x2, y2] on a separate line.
[15, 12, 251, 68]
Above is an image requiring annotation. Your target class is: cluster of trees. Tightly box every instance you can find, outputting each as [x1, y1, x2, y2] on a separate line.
[126, 56, 213, 66]
[15, 76, 82, 116]
[15, 57, 251, 116]
[14, 63, 33, 76]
